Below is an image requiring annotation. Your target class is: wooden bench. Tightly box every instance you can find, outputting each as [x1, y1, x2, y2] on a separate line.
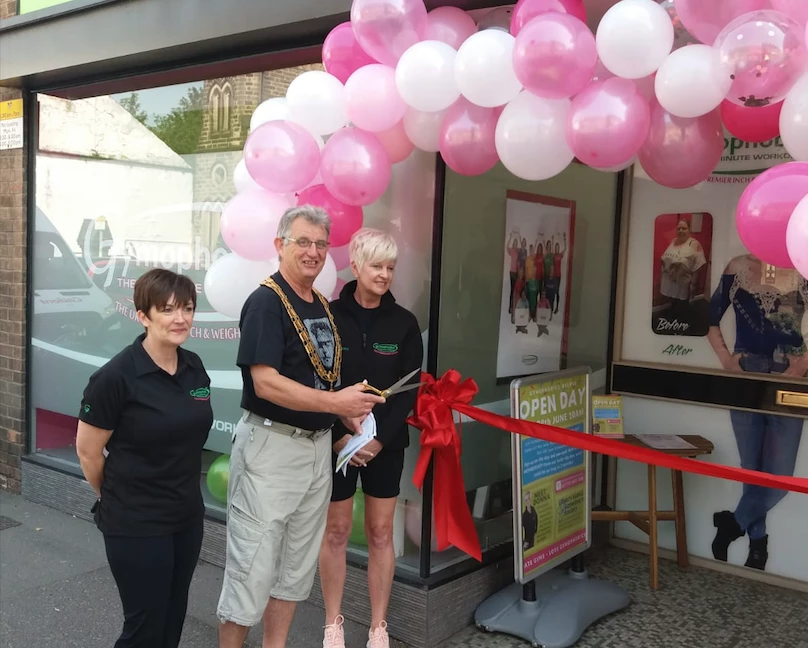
[591, 434, 714, 590]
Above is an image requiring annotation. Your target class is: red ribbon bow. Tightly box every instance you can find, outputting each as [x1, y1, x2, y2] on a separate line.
[407, 370, 483, 561]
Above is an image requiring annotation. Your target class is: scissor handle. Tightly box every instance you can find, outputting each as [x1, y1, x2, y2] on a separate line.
[361, 384, 385, 397]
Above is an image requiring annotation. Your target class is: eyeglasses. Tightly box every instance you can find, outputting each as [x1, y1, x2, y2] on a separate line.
[284, 237, 330, 251]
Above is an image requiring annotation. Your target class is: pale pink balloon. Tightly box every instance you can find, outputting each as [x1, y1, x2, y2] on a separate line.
[374, 121, 415, 163]
[715, 10, 808, 108]
[344, 64, 407, 132]
[674, 0, 770, 45]
[351, 0, 429, 67]
[425, 6, 477, 49]
[244, 120, 321, 194]
[322, 22, 377, 84]
[330, 244, 352, 271]
[320, 128, 392, 206]
[566, 78, 651, 169]
[638, 99, 724, 189]
[770, 0, 808, 27]
[439, 98, 499, 176]
[737, 162, 808, 268]
[786, 194, 808, 279]
[510, 0, 587, 37]
[513, 12, 597, 100]
[220, 191, 289, 261]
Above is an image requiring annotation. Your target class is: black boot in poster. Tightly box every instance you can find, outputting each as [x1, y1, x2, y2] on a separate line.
[711, 510, 744, 561]
[745, 535, 769, 571]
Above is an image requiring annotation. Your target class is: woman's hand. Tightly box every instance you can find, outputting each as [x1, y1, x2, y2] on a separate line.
[721, 353, 743, 372]
[361, 439, 383, 464]
[333, 434, 352, 454]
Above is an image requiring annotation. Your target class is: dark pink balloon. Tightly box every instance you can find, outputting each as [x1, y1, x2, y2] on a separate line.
[512, 12, 597, 100]
[674, 0, 770, 45]
[297, 184, 364, 248]
[425, 6, 477, 50]
[439, 98, 499, 176]
[771, 0, 808, 27]
[566, 78, 651, 169]
[720, 100, 783, 143]
[320, 128, 392, 206]
[638, 100, 724, 189]
[510, 0, 587, 37]
[351, 0, 429, 67]
[736, 162, 808, 268]
[322, 22, 377, 84]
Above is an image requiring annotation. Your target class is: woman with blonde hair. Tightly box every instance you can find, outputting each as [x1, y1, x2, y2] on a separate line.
[319, 228, 423, 648]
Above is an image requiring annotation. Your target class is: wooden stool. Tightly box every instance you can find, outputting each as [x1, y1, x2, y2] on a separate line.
[591, 435, 714, 589]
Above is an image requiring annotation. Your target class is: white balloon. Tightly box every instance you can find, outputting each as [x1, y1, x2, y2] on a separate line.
[286, 71, 348, 136]
[781, 75, 808, 162]
[402, 107, 447, 152]
[596, 0, 674, 80]
[396, 41, 460, 113]
[655, 45, 730, 118]
[250, 97, 291, 131]
[233, 158, 262, 194]
[454, 30, 522, 108]
[205, 254, 278, 320]
[314, 253, 337, 297]
[495, 92, 573, 181]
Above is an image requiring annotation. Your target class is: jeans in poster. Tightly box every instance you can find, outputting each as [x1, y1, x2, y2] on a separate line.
[730, 409, 803, 540]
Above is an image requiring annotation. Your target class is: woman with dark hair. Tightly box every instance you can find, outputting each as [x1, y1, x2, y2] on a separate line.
[76, 268, 213, 648]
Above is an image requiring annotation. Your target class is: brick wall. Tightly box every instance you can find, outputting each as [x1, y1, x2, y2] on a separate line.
[0, 0, 17, 18]
[0, 86, 27, 493]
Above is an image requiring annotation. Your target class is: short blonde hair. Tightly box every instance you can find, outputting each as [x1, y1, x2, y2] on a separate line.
[349, 228, 398, 269]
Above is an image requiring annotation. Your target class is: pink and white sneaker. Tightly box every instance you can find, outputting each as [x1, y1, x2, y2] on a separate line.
[367, 621, 390, 648]
[323, 615, 345, 648]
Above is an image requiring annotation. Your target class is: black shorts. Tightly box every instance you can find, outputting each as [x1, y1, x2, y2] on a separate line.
[331, 448, 406, 502]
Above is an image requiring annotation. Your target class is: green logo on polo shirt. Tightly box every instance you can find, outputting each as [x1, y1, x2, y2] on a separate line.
[190, 387, 211, 401]
[83, 404, 91, 413]
[373, 343, 399, 356]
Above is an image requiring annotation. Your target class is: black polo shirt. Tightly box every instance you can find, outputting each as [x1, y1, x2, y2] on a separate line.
[78, 334, 213, 537]
[237, 272, 340, 431]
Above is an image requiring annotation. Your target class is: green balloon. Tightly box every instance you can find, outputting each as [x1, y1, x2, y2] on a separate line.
[207, 454, 230, 504]
[349, 488, 368, 547]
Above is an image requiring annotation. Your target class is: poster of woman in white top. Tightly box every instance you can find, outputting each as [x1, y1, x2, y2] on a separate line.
[652, 213, 713, 337]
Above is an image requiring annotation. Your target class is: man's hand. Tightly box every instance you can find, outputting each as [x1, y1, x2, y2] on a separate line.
[339, 416, 363, 435]
[333, 434, 352, 454]
[333, 432, 375, 467]
[331, 383, 385, 419]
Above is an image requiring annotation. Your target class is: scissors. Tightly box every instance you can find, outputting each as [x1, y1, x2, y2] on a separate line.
[362, 368, 425, 399]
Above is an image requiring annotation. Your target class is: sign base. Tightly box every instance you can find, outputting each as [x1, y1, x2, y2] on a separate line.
[473, 568, 630, 648]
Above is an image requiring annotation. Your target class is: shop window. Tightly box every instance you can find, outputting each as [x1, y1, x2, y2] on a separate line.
[432, 163, 619, 573]
[30, 66, 435, 576]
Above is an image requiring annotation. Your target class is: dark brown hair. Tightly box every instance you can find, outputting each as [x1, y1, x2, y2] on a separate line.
[133, 268, 197, 315]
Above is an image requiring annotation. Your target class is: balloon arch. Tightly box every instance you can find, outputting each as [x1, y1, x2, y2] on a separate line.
[204, 0, 808, 317]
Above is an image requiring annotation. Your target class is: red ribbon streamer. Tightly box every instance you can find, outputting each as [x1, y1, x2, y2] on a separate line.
[408, 370, 808, 563]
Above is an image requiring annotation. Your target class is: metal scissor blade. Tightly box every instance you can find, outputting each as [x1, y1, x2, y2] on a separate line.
[387, 381, 425, 395]
[383, 368, 421, 394]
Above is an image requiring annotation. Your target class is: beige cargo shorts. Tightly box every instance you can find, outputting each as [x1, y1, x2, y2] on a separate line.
[216, 413, 333, 627]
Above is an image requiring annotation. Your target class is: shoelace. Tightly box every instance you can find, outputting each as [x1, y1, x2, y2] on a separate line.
[368, 621, 389, 648]
[324, 615, 345, 648]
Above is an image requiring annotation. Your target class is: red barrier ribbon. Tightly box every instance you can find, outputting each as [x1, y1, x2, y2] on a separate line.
[408, 370, 808, 563]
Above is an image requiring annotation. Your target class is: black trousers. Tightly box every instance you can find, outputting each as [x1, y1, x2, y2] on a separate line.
[104, 518, 203, 648]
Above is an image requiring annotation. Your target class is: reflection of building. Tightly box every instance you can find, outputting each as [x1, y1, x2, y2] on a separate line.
[192, 65, 323, 252]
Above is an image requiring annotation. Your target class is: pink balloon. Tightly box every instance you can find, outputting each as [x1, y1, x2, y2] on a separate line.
[736, 162, 808, 268]
[374, 121, 415, 163]
[566, 79, 651, 169]
[786, 195, 808, 279]
[513, 13, 597, 100]
[715, 10, 808, 108]
[510, 0, 587, 37]
[322, 22, 377, 84]
[220, 191, 289, 261]
[638, 100, 724, 189]
[425, 6, 477, 50]
[244, 120, 320, 194]
[720, 100, 783, 143]
[351, 0, 429, 67]
[329, 244, 352, 271]
[297, 184, 364, 248]
[771, 0, 808, 27]
[439, 98, 499, 176]
[320, 128, 392, 206]
[344, 64, 407, 133]
[674, 0, 770, 45]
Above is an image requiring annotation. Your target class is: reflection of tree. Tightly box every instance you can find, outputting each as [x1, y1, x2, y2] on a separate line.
[118, 93, 148, 124]
[151, 87, 205, 155]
